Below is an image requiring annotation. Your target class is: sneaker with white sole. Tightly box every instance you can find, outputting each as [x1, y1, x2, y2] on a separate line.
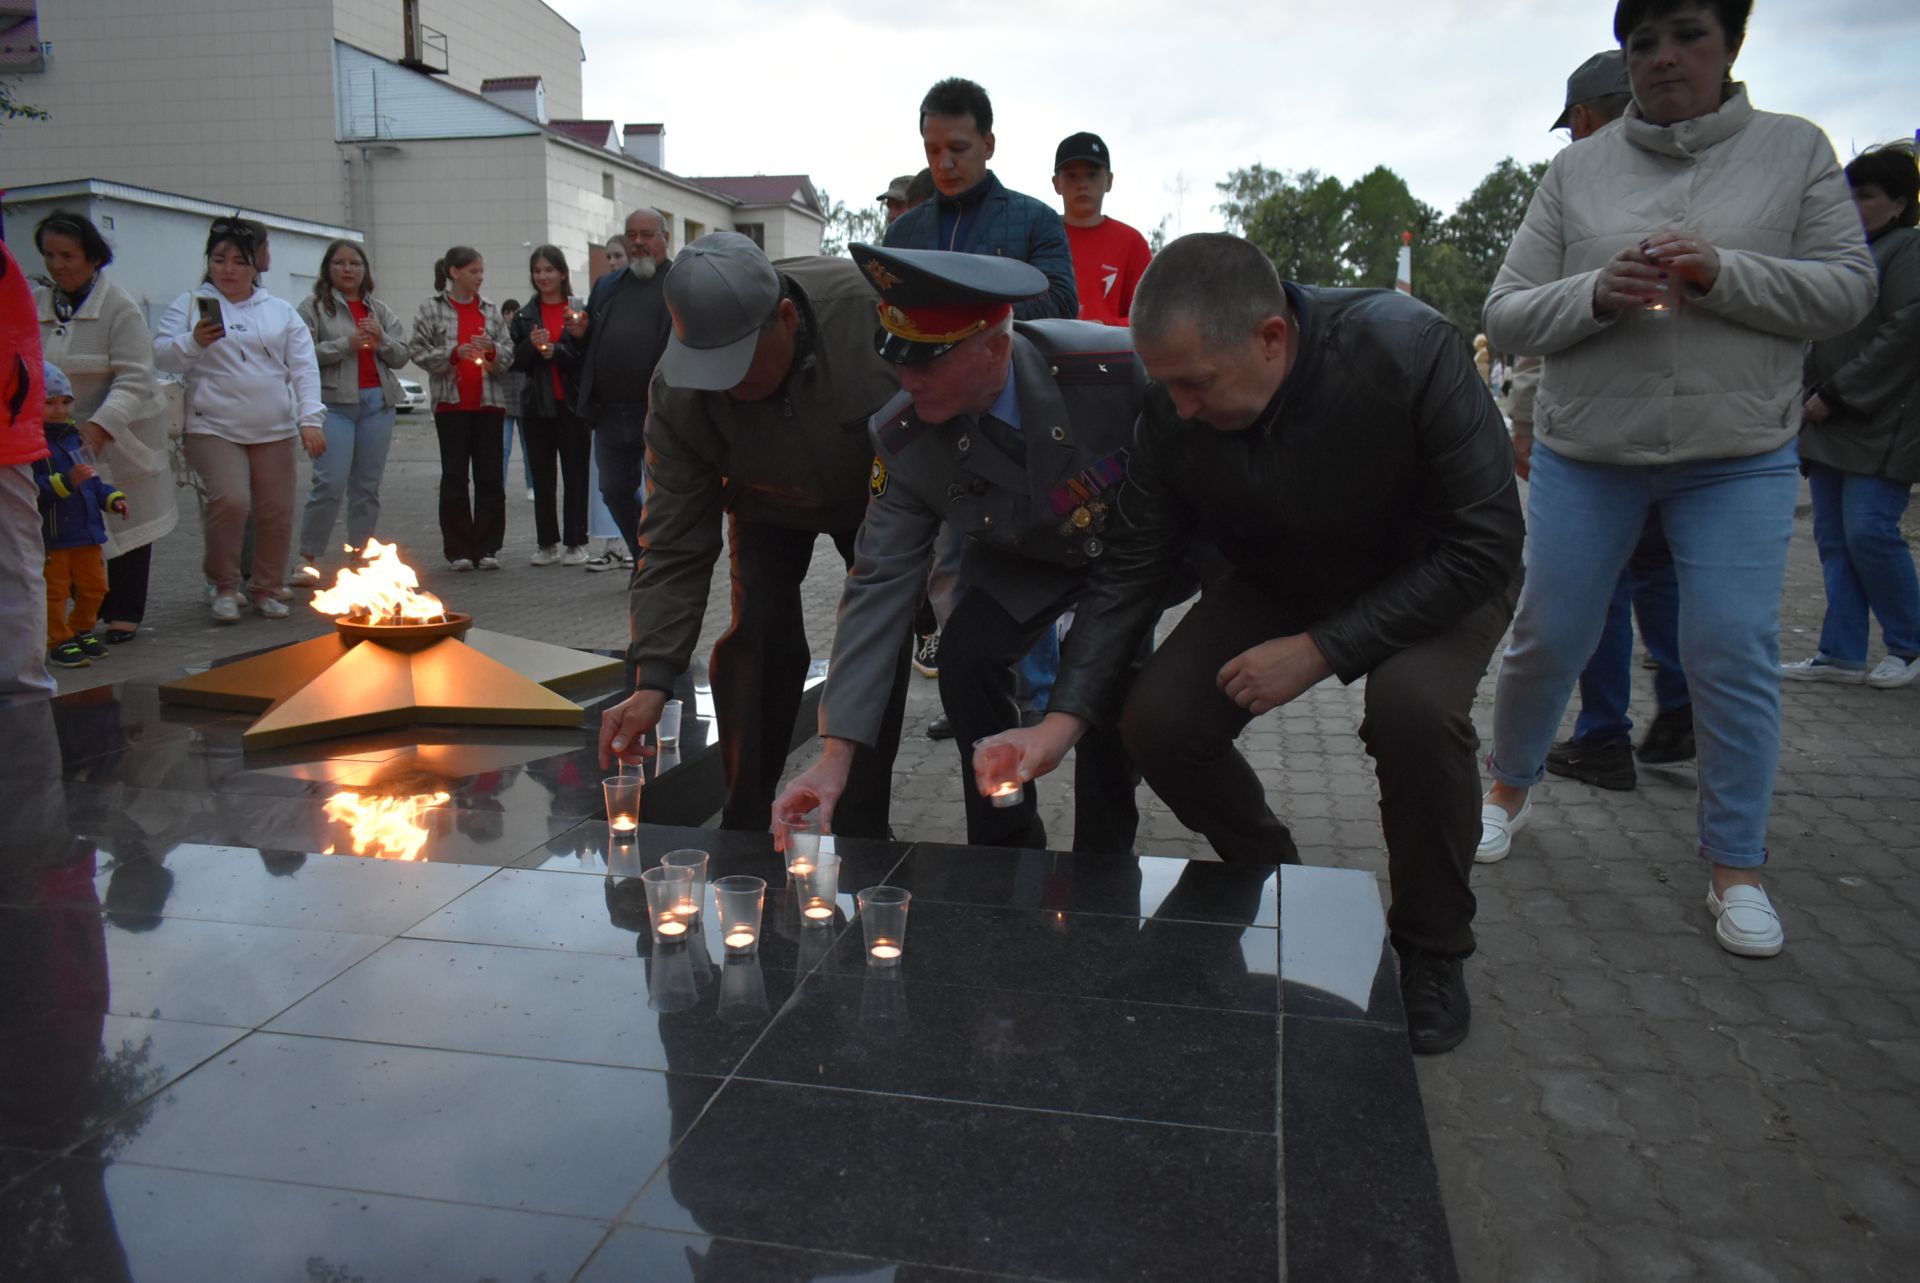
[1475, 793, 1532, 864]
[450, 558, 475, 572]
[253, 595, 290, 620]
[293, 560, 323, 586]
[584, 546, 630, 573]
[1780, 656, 1866, 684]
[477, 555, 501, 571]
[1867, 655, 1920, 689]
[1707, 882, 1784, 957]
[530, 545, 560, 567]
[561, 544, 590, 566]
[211, 593, 243, 624]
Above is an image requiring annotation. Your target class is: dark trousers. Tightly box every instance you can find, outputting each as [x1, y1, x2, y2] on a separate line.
[433, 408, 506, 562]
[710, 518, 908, 839]
[1120, 571, 1516, 957]
[939, 588, 1141, 853]
[99, 543, 153, 625]
[523, 406, 592, 549]
[594, 402, 648, 563]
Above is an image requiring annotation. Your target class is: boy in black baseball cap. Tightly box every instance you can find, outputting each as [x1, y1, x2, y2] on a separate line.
[1051, 132, 1152, 327]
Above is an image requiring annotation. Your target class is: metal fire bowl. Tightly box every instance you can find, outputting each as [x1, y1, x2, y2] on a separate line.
[334, 612, 474, 649]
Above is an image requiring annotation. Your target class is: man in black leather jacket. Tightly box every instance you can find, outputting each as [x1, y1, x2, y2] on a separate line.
[983, 233, 1524, 1054]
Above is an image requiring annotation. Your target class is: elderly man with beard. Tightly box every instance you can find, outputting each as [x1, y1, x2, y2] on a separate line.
[597, 234, 911, 837]
[566, 208, 673, 566]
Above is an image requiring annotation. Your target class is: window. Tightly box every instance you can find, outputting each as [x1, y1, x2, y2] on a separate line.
[736, 223, 765, 249]
[601, 172, 615, 201]
[684, 219, 705, 245]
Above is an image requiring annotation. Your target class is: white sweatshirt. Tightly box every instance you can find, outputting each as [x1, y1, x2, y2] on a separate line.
[155, 283, 325, 444]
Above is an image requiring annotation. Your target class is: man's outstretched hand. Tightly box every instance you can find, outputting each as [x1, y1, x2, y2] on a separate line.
[1217, 634, 1332, 716]
[970, 712, 1087, 798]
[598, 688, 666, 769]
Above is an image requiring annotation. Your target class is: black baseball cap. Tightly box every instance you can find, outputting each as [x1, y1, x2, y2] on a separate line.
[1054, 132, 1111, 172]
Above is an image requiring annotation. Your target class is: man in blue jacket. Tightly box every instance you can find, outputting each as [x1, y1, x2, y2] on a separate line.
[883, 78, 1077, 321]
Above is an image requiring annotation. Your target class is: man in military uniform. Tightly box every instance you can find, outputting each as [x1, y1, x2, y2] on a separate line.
[773, 244, 1149, 852]
[596, 233, 911, 838]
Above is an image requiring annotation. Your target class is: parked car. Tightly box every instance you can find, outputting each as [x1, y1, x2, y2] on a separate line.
[396, 378, 427, 414]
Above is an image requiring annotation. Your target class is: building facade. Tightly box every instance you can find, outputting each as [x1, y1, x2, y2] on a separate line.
[4, 0, 824, 360]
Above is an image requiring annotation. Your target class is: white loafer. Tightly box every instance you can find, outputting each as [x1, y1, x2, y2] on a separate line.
[1476, 795, 1531, 864]
[1707, 883, 1784, 957]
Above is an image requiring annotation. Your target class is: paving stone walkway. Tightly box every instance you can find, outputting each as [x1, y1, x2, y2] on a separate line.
[56, 420, 1920, 1282]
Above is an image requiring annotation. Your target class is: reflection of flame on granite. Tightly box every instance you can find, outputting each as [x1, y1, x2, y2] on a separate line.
[323, 789, 451, 861]
[158, 541, 621, 750]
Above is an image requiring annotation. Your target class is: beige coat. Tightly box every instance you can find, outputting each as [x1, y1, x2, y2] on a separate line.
[35, 275, 179, 557]
[1484, 87, 1876, 466]
[297, 291, 412, 408]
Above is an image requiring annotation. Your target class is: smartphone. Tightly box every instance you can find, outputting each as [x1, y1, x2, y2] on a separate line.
[195, 297, 223, 329]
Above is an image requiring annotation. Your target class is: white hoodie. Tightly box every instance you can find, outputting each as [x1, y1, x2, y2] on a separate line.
[155, 283, 325, 444]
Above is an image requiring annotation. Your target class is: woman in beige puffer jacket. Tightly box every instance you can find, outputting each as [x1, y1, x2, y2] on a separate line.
[1477, 0, 1878, 961]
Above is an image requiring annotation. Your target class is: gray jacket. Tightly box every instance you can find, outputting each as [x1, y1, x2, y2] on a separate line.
[298, 292, 411, 409]
[819, 319, 1141, 746]
[1802, 225, 1920, 484]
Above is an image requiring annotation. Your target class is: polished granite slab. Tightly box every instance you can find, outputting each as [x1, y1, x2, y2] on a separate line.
[1, 681, 1457, 1281]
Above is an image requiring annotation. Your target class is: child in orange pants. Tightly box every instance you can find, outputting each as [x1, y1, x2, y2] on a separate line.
[33, 362, 127, 669]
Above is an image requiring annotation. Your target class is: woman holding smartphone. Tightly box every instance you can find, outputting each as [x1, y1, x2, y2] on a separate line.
[293, 239, 411, 585]
[508, 245, 592, 566]
[155, 218, 325, 624]
[408, 246, 513, 571]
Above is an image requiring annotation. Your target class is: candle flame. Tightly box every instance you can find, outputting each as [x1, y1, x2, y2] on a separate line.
[323, 789, 450, 861]
[311, 539, 447, 625]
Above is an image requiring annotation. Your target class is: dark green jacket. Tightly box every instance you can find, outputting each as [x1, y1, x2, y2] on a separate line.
[1803, 225, 1920, 483]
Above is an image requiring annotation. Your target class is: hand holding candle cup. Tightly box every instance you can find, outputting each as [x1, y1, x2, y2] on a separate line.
[972, 738, 1027, 808]
[774, 793, 825, 871]
[640, 865, 695, 943]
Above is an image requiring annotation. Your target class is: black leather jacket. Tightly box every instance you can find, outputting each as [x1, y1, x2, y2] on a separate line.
[508, 301, 582, 420]
[1048, 283, 1524, 725]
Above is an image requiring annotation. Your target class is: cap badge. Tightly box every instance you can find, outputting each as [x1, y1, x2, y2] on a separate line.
[865, 261, 903, 291]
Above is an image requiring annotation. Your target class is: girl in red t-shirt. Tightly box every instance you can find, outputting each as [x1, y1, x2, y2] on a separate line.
[508, 245, 592, 565]
[408, 247, 511, 570]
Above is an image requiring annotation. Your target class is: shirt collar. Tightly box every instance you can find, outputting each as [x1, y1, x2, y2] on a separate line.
[985, 356, 1019, 429]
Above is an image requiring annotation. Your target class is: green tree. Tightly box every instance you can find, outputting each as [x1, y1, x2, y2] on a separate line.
[1343, 166, 1441, 289]
[816, 188, 887, 258]
[1220, 166, 1349, 287]
[2, 79, 49, 124]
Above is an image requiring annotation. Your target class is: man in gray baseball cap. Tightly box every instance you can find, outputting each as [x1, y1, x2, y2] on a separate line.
[1549, 49, 1631, 132]
[599, 233, 913, 839]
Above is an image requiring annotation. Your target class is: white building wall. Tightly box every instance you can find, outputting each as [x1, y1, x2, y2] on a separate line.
[8, 0, 345, 224]
[331, 0, 584, 118]
[750, 208, 827, 261]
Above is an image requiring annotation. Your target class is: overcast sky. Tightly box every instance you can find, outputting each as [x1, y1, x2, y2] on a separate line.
[568, 1, 1919, 239]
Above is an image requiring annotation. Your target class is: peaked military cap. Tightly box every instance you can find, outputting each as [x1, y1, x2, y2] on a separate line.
[849, 244, 1047, 365]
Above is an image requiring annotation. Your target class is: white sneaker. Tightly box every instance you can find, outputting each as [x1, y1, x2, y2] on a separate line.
[530, 545, 560, 567]
[450, 558, 475, 572]
[526, 488, 536, 502]
[477, 555, 501, 571]
[561, 544, 590, 566]
[1707, 882, 1784, 957]
[1867, 655, 1920, 689]
[1476, 793, 1531, 864]
[253, 595, 290, 620]
[210, 593, 243, 624]
[292, 560, 323, 586]
[1780, 656, 1866, 684]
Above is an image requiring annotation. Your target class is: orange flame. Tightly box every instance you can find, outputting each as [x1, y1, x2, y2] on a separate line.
[311, 539, 447, 624]
[323, 789, 451, 861]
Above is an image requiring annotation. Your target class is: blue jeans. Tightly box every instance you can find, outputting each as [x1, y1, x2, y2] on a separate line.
[1491, 440, 1799, 867]
[1807, 462, 1920, 666]
[300, 388, 395, 559]
[1572, 511, 1689, 744]
[594, 403, 648, 562]
[1013, 625, 1060, 713]
[502, 416, 534, 491]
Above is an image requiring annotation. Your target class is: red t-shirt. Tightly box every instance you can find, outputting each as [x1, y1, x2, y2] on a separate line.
[441, 297, 485, 411]
[346, 299, 380, 389]
[1064, 217, 1154, 327]
[539, 301, 570, 404]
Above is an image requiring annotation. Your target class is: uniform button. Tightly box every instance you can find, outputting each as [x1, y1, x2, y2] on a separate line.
[957, 435, 971, 452]
[982, 515, 993, 525]
[1049, 426, 1066, 442]
[1050, 365, 1060, 376]
[1085, 538, 1104, 557]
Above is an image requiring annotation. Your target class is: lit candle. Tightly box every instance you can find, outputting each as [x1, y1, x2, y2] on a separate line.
[655, 918, 688, 938]
[990, 781, 1021, 799]
[869, 942, 902, 961]
[803, 901, 833, 922]
[610, 815, 637, 832]
[674, 898, 699, 919]
[725, 929, 757, 949]
[788, 861, 813, 877]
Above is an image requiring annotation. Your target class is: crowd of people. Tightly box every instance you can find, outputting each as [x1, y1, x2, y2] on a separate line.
[4, 0, 1915, 1060]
